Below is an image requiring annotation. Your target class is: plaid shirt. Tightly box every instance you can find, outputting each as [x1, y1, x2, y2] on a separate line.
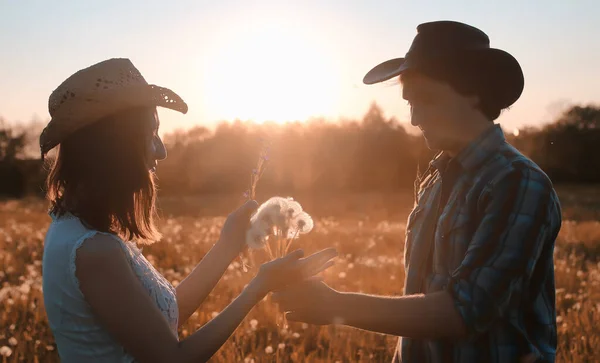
[394, 125, 562, 363]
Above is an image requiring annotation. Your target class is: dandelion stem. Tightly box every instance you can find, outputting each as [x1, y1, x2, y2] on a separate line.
[284, 229, 300, 255]
[278, 229, 283, 258]
[264, 238, 274, 260]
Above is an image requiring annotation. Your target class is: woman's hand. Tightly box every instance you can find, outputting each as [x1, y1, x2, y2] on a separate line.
[254, 248, 338, 295]
[217, 200, 259, 257]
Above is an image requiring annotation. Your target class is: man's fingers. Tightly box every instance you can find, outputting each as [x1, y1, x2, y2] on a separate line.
[271, 288, 302, 308]
[285, 311, 301, 322]
[304, 276, 324, 283]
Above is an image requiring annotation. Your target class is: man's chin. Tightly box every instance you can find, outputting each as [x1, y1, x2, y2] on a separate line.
[423, 137, 440, 151]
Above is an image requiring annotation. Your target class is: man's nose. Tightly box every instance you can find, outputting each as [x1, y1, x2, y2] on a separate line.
[410, 114, 421, 127]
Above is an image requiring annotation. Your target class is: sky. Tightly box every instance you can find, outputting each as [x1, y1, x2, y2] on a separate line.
[0, 0, 599, 135]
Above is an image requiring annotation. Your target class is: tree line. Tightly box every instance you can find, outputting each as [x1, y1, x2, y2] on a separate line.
[1, 103, 599, 198]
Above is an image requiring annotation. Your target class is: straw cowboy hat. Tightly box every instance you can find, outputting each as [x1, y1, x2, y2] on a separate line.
[40, 58, 188, 157]
[363, 20, 524, 110]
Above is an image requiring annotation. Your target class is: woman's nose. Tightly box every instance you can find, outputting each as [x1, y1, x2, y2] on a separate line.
[154, 139, 167, 161]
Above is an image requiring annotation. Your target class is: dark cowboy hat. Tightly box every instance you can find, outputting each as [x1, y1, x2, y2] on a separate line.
[363, 21, 524, 109]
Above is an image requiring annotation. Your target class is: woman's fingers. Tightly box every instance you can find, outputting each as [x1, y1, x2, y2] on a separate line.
[282, 249, 304, 262]
[297, 248, 337, 274]
[302, 248, 337, 265]
[308, 260, 335, 276]
[237, 200, 259, 219]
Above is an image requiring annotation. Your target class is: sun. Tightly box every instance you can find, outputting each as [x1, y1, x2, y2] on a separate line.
[201, 23, 340, 124]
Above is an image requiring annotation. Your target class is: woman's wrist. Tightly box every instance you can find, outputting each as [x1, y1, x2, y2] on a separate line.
[214, 237, 243, 260]
[245, 277, 268, 303]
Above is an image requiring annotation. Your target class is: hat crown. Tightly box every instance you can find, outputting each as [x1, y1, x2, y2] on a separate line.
[48, 58, 148, 117]
[407, 21, 491, 59]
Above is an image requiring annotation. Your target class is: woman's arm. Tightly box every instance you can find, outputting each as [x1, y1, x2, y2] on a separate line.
[176, 200, 257, 326]
[77, 234, 336, 363]
[175, 241, 238, 326]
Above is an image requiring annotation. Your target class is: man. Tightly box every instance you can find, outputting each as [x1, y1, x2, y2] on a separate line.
[273, 21, 561, 363]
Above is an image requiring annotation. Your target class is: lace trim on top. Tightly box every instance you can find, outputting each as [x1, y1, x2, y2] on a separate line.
[60, 212, 179, 336]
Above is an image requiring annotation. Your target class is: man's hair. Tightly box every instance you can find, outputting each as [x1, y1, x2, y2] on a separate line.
[45, 107, 161, 243]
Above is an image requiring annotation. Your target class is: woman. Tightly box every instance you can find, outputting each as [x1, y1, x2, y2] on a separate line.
[41, 58, 336, 363]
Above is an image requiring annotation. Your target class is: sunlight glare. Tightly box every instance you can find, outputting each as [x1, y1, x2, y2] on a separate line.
[202, 24, 340, 124]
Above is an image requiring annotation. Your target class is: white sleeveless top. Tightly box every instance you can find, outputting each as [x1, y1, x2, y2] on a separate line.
[42, 212, 178, 362]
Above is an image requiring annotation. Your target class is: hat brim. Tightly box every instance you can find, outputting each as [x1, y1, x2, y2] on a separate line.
[470, 48, 524, 108]
[362, 48, 524, 109]
[40, 84, 188, 155]
[362, 58, 409, 85]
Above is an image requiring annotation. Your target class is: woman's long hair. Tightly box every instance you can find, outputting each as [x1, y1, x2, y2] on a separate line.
[45, 107, 161, 243]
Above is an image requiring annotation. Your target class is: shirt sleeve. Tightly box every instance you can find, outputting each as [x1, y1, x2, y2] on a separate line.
[447, 165, 556, 339]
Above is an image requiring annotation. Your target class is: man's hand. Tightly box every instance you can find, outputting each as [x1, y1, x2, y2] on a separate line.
[271, 279, 342, 326]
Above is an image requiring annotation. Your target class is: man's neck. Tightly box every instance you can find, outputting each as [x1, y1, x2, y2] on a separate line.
[444, 119, 495, 157]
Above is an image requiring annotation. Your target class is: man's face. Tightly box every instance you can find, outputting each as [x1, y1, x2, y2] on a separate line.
[402, 72, 478, 152]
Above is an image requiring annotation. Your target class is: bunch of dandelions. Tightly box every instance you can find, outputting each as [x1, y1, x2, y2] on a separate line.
[245, 196, 314, 329]
[246, 196, 314, 259]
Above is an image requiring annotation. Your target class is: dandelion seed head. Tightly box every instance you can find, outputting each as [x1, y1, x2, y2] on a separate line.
[246, 221, 269, 249]
[8, 337, 17, 346]
[284, 198, 303, 217]
[278, 343, 286, 350]
[0, 346, 12, 357]
[253, 200, 286, 228]
[293, 212, 314, 234]
[246, 196, 313, 251]
[265, 345, 274, 354]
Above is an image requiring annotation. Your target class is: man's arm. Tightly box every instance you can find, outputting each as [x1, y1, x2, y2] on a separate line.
[278, 165, 557, 340]
[301, 288, 467, 340]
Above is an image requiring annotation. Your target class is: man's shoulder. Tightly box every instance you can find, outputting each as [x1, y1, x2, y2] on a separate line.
[479, 141, 555, 191]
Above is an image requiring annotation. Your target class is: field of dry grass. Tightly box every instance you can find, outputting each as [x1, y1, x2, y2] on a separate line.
[0, 188, 599, 362]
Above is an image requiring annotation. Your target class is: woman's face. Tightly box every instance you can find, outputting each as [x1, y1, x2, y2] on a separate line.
[146, 108, 167, 172]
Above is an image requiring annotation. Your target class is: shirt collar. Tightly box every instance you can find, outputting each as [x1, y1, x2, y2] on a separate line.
[431, 124, 506, 173]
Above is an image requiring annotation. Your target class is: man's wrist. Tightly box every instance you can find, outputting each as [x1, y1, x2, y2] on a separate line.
[330, 290, 350, 324]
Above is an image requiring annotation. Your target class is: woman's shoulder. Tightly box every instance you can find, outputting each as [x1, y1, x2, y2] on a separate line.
[44, 212, 129, 265]
[47, 212, 122, 242]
